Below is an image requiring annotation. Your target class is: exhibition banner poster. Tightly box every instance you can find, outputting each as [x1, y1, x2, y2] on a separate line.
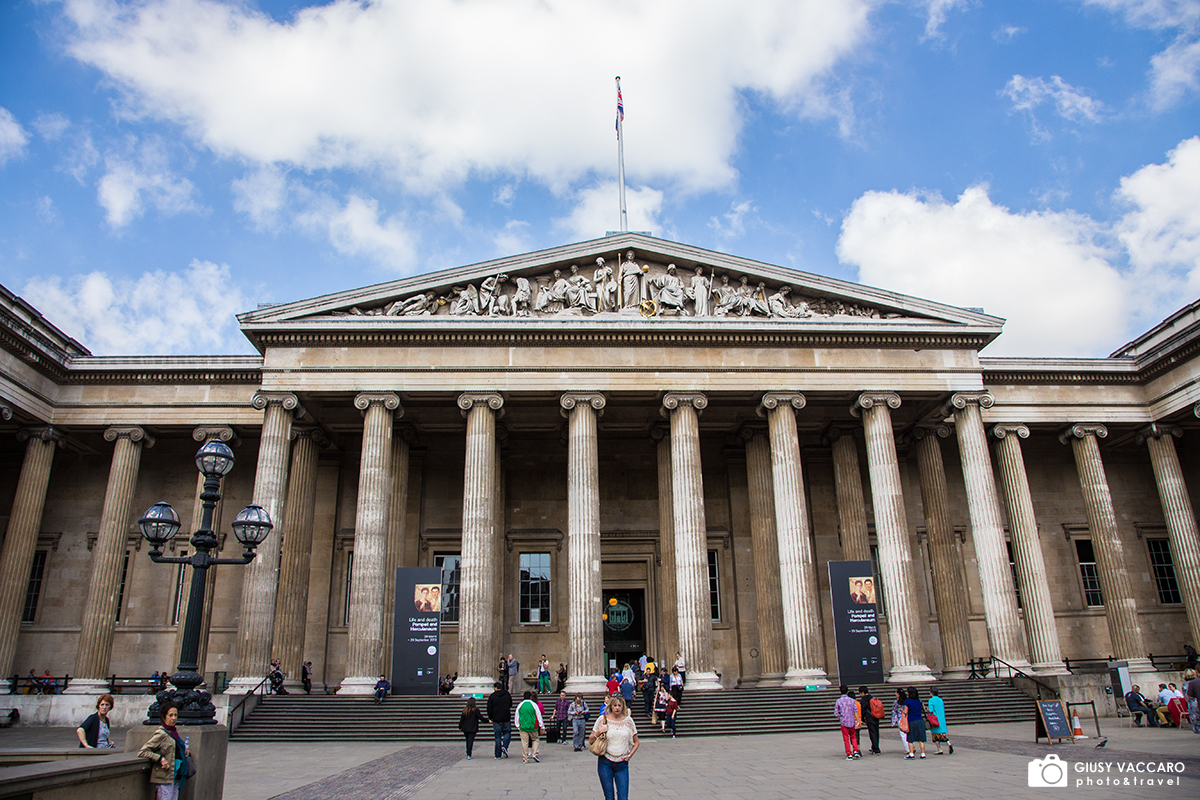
[828, 560, 885, 684]
[391, 567, 443, 694]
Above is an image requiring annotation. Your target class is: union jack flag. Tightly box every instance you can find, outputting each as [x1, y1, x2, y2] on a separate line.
[616, 78, 624, 138]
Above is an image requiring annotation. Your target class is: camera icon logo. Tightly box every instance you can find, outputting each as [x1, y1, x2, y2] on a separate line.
[1028, 754, 1069, 788]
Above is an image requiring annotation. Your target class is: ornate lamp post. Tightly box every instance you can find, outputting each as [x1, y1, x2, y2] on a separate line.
[137, 441, 273, 725]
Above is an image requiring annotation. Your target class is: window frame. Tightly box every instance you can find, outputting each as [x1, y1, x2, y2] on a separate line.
[1146, 537, 1182, 606]
[22, 550, 48, 625]
[518, 551, 552, 626]
[434, 552, 462, 624]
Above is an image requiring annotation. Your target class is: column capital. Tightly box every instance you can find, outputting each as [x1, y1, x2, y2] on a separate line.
[251, 391, 304, 418]
[738, 423, 768, 443]
[193, 425, 236, 444]
[1134, 422, 1183, 445]
[1194, 402, 1200, 419]
[290, 425, 329, 446]
[354, 392, 402, 416]
[850, 391, 900, 418]
[820, 424, 860, 446]
[660, 391, 708, 418]
[1058, 423, 1108, 445]
[945, 391, 995, 413]
[0, 402, 11, 421]
[756, 392, 806, 418]
[16, 426, 67, 447]
[559, 392, 606, 418]
[649, 422, 670, 447]
[991, 423, 1030, 440]
[103, 425, 154, 448]
[905, 423, 951, 445]
[457, 392, 504, 417]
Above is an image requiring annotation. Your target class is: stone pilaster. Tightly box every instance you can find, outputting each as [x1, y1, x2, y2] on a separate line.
[452, 392, 504, 696]
[561, 392, 609, 693]
[948, 393, 1031, 671]
[759, 393, 828, 686]
[652, 425, 680, 663]
[492, 431, 506, 678]
[740, 426, 786, 686]
[70, 426, 154, 692]
[383, 427, 414, 675]
[661, 392, 722, 690]
[229, 392, 300, 693]
[853, 392, 934, 682]
[909, 424, 973, 679]
[271, 426, 325, 688]
[827, 427, 871, 562]
[341, 393, 402, 693]
[1138, 424, 1200, 658]
[991, 424, 1068, 675]
[172, 426, 236, 679]
[1061, 423, 1151, 671]
[0, 427, 64, 688]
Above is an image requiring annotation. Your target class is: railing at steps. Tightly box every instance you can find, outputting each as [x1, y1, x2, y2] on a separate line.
[228, 675, 270, 734]
[984, 656, 1060, 701]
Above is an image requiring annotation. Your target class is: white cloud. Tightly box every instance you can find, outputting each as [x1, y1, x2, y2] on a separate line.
[493, 220, 532, 256]
[96, 138, 198, 227]
[709, 199, 755, 239]
[296, 193, 417, 273]
[837, 185, 1127, 356]
[1081, 0, 1200, 107]
[21, 260, 252, 355]
[232, 165, 288, 230]
[32, 113, 71, 141]
[35, 196, 59, 225]
[993, 25, 1026, 43]
[556, 182, 666, 242]
[0, 107, 30, 165]
[921, 0, 968, 39]
[1003, 75, 1105, 130]
[58, 0, 876, 193]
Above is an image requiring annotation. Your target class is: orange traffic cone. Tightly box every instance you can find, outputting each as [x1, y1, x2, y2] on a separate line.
[1073, 714, 1087, 738]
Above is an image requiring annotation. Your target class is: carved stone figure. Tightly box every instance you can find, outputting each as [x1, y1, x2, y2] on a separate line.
[713, 275, 741, 316]
[535, 272, 569, 313]
[767, 286, 811, 319]
[594, 258, 617, 312]
[481, 274, 510, 316]
[690, 266, 712, 317]
[450, 284, 481, 316]
[512, 276, 532, 316]
[387, 291, 436, 316]
[620, 252, 644, 310]
[567, 265, 598, 313]
[650, 264, 689, 316]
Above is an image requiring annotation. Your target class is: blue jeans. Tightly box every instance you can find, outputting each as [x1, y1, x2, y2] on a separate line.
[573, 717, 586, 749]
[1189, 698, 1199, 734]
[492, 721, 511, 757]
[597, 756, 629, 800]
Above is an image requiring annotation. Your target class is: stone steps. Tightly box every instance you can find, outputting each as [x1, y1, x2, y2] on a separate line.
[229, 679, 1035, 742]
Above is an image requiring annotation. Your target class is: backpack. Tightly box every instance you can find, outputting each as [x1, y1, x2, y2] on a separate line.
[869, 696, 885, 719]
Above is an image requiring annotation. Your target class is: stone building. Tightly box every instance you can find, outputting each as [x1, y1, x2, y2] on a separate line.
[1, 234, 1197, 696]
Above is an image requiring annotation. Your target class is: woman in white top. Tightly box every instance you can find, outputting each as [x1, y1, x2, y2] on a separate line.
[674, 652, 686, 685]
[589, 694, 638, 800]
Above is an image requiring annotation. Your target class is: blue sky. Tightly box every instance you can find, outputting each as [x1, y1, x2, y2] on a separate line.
[1, 0, 1198, 357]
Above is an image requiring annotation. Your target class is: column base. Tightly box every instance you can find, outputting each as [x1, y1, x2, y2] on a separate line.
[1125, 657, 1156, 673]
[1031, 661, 1072, 677]
[63, 678, 109, 695]
[886, 664, 936, 683]
[782, 668, 829, 688]
[939, 665, 973, 681]
[755, 673, 786, 688]
[564, 675, 609, 694]
[224, 676, 267, 695]
[337, 676, 379, 696]
[451, 676, 496, 696]
[680, 671, 723, 691]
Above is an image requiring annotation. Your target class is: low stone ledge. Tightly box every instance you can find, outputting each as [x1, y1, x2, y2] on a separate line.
[0, 751, 152, 799]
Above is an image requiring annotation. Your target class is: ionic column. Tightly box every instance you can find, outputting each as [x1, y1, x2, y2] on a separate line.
[1138, 423, 1200, 656]
[759, 393, 828, 686]
[383, 427, 414, 675]
[173, 426, 236, 679]
[948, 393, 1031, 671]
[991, 424, 1068, 675]
[910, 425, 973, 678]
[1061, 424, 1151, 671]
[452, 392, 504, 696]
[271, 426, 325, 688]
[827, 427, 871, 562]
[853, 392, 934, 682]
[492, 432, 506, 674]
[562, 392, 608, 693]
[70, 426, 154, 692]
[229, 392, 300, 692]
[340, 393, 401, 693]
[740, 426, 786, 686]
[652, 425, 680, 663]
[661, 392, 722, 690]
[0, 427, 65, 688]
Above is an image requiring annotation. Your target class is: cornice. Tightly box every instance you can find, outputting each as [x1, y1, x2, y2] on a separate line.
[60, 355, 264, 386]
[980, 357, 1141, 385]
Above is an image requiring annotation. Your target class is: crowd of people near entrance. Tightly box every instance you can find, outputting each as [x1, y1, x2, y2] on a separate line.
[1124, 670, 1200, 732]
[835, 684, 953, 760]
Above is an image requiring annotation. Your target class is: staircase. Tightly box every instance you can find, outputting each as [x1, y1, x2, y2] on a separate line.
[229, 679, 1035, 742]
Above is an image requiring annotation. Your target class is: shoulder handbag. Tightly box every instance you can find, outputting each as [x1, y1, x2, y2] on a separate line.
[588, 716, 609, 756]
[925, 712, 939, 728]
[899, 714, 909, 734]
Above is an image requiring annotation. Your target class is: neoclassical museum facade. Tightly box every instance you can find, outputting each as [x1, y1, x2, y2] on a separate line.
[1, 234, 1198, 697]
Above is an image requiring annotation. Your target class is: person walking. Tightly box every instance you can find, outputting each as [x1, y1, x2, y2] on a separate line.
[669, 665, 684, 708]
[858, 686, 882, 754]
[664, 692, 678, 738]
[653, 683, 670, 730]
[641, 668, 658, 717]
[891, 687, 908, 752]
[554, 690, 571, 744]
[835, 686, 862, 760]
[76, 694, 116, 749]
[556, 663, 568, 694]
[619, 667, 635, 706]
[568, 692, 590, 751]
[507, 654, 520, 693]
[904, 687, 927, 759]
[498, 654, 509, 688]
[459, 697, 484, 759]
[928, 688, 953, 755]
[590, 694, 639, 800]
[1185, 669, 1200, 735]
[487, 681, 513, 759]
[516, 691, 545, 763]
[137, 701, 188, 800]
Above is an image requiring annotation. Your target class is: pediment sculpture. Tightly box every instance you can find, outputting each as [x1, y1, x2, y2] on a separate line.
[331, 251, 885, 321]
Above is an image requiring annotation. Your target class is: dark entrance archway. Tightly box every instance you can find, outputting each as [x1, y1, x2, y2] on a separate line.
[602, 588, 645, 674]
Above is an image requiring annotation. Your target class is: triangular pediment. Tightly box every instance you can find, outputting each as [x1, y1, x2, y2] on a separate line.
[238, 234, 1002, 346]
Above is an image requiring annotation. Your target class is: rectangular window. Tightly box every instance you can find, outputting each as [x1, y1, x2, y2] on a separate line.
[343, 551, 353, 626]
[172, 556, 189, 626]
[707, 550, 721, 621]
[115, 550, 131, 623]
[22, 550, 47, 624]
[1006, 541, 1022, 610]
[1147, 539, 1182, 605]
[434, 553, 461, 623]
[870, 544, 888, 617]
[1074, 539, 1104, 607]
[519, 552, 551, 624]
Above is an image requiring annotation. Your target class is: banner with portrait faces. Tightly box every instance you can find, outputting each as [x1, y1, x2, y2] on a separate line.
[828, 560, 885, 685]
[391, 567, 443, 694]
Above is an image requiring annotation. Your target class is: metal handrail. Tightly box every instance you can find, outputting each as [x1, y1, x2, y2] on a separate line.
[1063, 656, 1111, 673]
[1147, 653, 1194, 670]
[227, 675, 270, 732]
[7, 674, 70, 695]
[988, 656, 1060, 700]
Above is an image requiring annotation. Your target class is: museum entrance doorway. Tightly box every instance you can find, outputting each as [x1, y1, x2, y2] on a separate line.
[602, 588, 645, 675]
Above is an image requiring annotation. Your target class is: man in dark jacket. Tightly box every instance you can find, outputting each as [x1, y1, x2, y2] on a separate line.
[1125, 686, 1158, 727]
[858, 686, 881, 754]
[487, 681, 513, 759]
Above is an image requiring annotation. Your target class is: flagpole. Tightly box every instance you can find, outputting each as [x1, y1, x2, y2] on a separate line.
[616, 76, 628, 232]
